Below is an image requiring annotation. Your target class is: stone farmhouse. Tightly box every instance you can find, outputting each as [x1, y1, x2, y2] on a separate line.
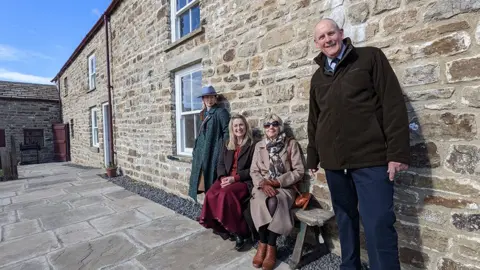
[53, 0, 480, 268]
[0, 81, 61, 164]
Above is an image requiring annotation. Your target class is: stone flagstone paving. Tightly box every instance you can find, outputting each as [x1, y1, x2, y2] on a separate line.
[0, 163, 290, 270]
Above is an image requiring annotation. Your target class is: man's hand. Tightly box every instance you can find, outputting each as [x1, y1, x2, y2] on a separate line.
[220, 176, 235, 188]
[262, 185, 278, 197]
[387, 162, 408, 181]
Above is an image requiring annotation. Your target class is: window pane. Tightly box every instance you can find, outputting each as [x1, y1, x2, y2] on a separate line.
[194, 113, 201, 137]
[179, 11, 190, 37]
[191, 4, 200, 31]
[177, 0, 187, 11]
[181, 74, 192, 112]
[191, 71, 202, 111]
[183, 114, 195, 149]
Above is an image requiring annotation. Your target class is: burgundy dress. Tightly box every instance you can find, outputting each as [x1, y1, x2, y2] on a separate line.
[198, 146, 250, 237]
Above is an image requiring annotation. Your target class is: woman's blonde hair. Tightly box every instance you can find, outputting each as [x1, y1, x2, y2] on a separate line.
[263, 113, 284, 133]
[227, 113, 253, 150]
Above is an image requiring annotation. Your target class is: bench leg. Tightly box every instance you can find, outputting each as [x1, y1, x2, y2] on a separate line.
[290, 222, 308, 269]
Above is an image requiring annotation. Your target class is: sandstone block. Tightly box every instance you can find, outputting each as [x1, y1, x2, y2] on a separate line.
[312, 185, 331, 200]
[476, 23, 480, 44]
[249, 56, 264, 71]
[3, 219, 42, 241]
[237, 43, 257, 57]
[0, 232, 59, 267]
[410, 142, 441, 168]
[396, 222, 449, 252]
[402, 63, 439, 86]
[347, 2, 369, 24]
[383, 9, 417, 35]
[48, 233, 144, 270]
[396, 173, 480, 196]
[446, 145, 480, 174]
[424, 0, 480, 22]
[424, 100, 457, 110]
[405, 87, 455, 101]
[40, 204, 114, 230]
[0, 256, 50, 270]
[456, 238, 480, 262]
[374, 0, 400, 14]
[399, 247, 430, 269]
[285, 41, 308, 61]
[266, 48, 283, 67]
[447, 55, 480, 82]
[0, 211, 16, 226]
[54, 222, 101, 246]
[424, 195, 479, 209]
[223, 49, 235, 62]
[265, 84, 294, 103]
[18, 202, 70, 220]
[260, 25, 294, 51]
[452, 213, 480, 232]
[233, 59, 249, 72]
[216, 64, 231, 75]
[394, 188, 419, 204]
[462, 86, 480, 108]
[438, 20, 470, 34]
[438, 258, 480, 270]
[409, 31, 471, 59]
[90, 209, 151, 235]
[415, 113, 476, 141]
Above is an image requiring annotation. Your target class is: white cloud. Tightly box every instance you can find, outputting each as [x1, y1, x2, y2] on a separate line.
[0, 44, 53, 62]
[0, 68, 53, 84]
[92, 8, 101, 17]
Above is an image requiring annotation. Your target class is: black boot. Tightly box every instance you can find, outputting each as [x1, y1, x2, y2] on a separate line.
[234, 234, 246, 251]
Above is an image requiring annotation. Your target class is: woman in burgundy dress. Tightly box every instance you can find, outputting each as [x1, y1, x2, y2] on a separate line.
[198, 113, 255, 250]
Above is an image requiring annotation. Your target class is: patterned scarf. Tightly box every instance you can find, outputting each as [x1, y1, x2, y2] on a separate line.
[266, 132, 287, 179]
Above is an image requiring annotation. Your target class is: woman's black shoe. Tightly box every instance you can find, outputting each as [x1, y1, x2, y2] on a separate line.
[234, 235, 246, 251]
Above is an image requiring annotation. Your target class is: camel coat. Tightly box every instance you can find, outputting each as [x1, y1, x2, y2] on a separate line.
[249, 138, 305, 236]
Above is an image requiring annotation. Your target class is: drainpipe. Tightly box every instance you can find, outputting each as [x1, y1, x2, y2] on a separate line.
[104, 14, 114, 165]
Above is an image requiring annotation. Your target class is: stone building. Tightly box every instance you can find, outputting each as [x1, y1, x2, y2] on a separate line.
[0, 81, 61, 164]
[53, 0, 480, 268]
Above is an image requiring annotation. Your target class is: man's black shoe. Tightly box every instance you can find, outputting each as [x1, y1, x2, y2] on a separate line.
[234, 234, 246, 251]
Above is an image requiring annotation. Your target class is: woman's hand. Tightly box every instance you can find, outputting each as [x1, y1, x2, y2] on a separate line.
[262, 185, 278, 197]
[221, 176, 235, 188]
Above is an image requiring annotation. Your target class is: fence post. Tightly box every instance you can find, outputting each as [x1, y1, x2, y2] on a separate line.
[10, 136, 18, 179]
[0, 148, 12, 181]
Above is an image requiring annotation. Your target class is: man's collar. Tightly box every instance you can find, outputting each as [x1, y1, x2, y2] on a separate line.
[327, 42, 346, 65]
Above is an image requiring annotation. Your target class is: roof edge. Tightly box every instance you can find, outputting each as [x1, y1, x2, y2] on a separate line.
[51, 0, 123, 82]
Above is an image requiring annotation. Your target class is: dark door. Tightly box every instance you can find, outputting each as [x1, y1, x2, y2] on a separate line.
[53, 123, 70, 162]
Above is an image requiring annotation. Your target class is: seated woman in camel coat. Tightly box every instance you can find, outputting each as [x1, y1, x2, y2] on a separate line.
[249, 113, 305, 270]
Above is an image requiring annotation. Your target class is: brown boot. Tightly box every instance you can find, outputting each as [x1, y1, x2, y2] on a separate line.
[262, 244, 277, 270]
[252, 242, 267, 268]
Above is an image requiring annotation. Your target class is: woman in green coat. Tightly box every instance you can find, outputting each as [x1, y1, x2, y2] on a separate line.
[188, 86, 230, 201]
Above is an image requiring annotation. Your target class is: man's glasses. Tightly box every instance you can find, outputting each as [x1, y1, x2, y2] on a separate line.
[263, 121, 280, 128]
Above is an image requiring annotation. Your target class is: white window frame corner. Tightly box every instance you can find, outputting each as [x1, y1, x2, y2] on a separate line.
[174, 63, 202, 156]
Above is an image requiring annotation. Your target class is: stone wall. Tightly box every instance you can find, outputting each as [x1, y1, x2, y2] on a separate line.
[0, 99, 60, 164]
[58, 24, 110, 168]
[58, 0, 480, 268]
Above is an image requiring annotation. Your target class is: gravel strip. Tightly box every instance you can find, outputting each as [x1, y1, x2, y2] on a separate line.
[104, 174, 368, 269]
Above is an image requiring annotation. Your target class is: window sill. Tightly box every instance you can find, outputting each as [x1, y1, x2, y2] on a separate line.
[164, 27, 204, 52]
[167, 154, 193, 163]
[90, 147, 100, 153]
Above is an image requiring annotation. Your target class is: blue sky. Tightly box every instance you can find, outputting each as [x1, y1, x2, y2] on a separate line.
[0, 0, 111, 84]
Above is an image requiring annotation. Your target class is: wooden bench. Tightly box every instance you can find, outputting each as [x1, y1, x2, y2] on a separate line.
[289, 207, 335, 269]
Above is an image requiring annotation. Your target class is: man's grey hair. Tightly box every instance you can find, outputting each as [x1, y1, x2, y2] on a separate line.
[315, 18, 342, 31]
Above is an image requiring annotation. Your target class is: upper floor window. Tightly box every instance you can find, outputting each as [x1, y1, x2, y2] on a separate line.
[88, 54, 96, 90]
[64, 77, 68, 96]
[171, 0, 200, 41]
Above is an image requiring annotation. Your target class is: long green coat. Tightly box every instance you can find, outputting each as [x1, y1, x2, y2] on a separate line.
[188, 106, 230, 200]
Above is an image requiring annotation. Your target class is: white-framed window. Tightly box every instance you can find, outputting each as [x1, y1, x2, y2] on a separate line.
[170, 0, 200, 41]
[88, 54, 96, 90]
[175, 64, 202, 155]
[63, 76, 68, 96]
[91, 108, 99, 147]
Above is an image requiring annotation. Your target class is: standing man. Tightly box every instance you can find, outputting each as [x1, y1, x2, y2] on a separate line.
[307, 19, 410, 270]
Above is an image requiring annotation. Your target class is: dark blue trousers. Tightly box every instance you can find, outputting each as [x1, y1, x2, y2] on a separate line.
[325, 166, 400, 270]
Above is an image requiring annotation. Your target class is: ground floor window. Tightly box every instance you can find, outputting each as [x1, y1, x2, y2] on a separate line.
[24, 129, 44, 147]
[174, 63, 202, 155]
[0, 129, 5, 147]
[91, 108, 99, 147]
